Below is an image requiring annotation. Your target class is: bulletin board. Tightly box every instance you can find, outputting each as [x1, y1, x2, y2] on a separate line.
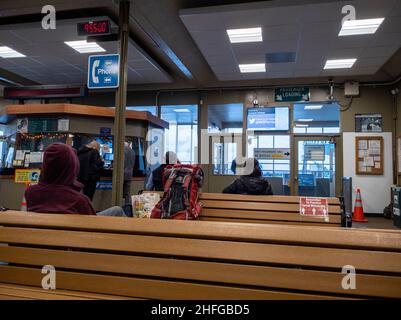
[355, 136, 384, 175]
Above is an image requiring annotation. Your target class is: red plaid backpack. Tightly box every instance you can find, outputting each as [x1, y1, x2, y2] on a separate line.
[150, 164, 204, 220]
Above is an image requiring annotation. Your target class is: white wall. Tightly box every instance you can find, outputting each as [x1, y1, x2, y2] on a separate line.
[343, 132, 394, 214]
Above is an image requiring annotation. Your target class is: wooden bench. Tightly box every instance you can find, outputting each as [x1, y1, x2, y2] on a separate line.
[198, 193, 342, 227]
[1, 211, 400, 299]
[144, 192, 342, 227]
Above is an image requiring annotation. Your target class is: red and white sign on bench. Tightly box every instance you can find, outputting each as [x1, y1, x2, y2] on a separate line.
[299, 197, 329, 221]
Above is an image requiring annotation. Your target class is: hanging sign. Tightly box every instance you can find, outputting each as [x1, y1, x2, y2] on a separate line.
[15, 169, 41, 184]
[275, 87, 310, 102]
[254, 148, 290, 160]
[88, 54, 120, 89]
[300, 197, 329, 218]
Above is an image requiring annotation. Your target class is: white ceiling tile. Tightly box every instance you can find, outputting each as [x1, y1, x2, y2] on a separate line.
[180, 1, 401, 80]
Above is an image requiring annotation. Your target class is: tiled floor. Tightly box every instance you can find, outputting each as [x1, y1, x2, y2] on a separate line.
[353, 216, 400, 230]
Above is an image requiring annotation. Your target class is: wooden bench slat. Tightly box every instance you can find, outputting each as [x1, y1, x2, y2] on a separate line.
[201, 209, 341, 223]
[199, 193, 341, 205]
[2, 228, 401, 272]
[0, 286, 92, 300]
[201, 200, 341, 214]
[199, 217, 339, 227]
[145, 191, 341, 205]
[0, 283, 136, 300]
[1, 246, 400, 298]
[0, 266, 345, 300]
[1, 212, 400, 251]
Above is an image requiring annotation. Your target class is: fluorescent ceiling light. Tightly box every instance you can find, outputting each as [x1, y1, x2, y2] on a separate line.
[174, 109, 190, 113]
[295, 124, 309, 127]
[304, 105, 323, 110]
[298, 119, 314, 122]
[0, 46, 26, 58]
[227, 27, 262, 43]
[339, 18, 385, 36]
[324, 58, 356, 69]
[64, 40, 106, 53]
[239, 63, 266, 73]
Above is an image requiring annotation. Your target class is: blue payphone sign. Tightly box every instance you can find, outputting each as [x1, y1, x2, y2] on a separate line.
[87, 54, 120, 89]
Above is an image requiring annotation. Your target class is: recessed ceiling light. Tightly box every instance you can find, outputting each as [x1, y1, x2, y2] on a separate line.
[64, 40, 106, 53]
[174, 109, 190, 113]
[324, 59, 357, 69]
[304, 105, 323, 110]
[339, 18, 385, 36]
[239, 63, 266, 73]
[298, 119, 314, 122]
[0, 46, 26, 58]
[227, 27, 262, 43]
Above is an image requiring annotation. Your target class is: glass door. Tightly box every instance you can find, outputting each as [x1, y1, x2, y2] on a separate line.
[293, 137, 337, 197]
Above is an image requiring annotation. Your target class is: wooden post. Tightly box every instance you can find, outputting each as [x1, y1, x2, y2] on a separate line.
[112, 0, 130, 206]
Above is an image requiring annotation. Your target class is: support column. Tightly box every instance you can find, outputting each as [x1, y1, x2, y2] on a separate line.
[112, 0, 130, 206]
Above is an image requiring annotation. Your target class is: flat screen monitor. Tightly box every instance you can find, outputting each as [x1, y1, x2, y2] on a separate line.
[342, 177, 352, 215]
[247, 107, 289, 131]
[104, 153, 114, 161]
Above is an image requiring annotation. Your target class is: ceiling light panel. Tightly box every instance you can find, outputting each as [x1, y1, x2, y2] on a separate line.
[239, 63, 266, 73]
[324, 59, 357, 69]
[339, 18, 385, 36]
[0, 46, 26, 58]
[64, 40, 106, 53]
[227, 27, 262, 43]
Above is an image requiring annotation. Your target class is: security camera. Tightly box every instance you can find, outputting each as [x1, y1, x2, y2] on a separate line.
[391, 88, 400, 95]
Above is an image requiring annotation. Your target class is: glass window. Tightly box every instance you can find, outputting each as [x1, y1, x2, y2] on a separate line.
[161, 105, 198, 164]
[247, 135, 291, 178]
[126, 106, 157, 116]
[208, 104, 243, 133]
[293, 102, 340, 134]
[213, 142, 238, 175]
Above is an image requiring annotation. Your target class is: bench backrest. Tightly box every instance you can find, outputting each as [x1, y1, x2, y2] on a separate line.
[0, 211, 400, 299]
[144, 192, 342, 226]
[198, 193, 341, 226]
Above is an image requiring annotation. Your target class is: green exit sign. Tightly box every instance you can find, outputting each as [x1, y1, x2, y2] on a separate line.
[275, 87, 310, 102]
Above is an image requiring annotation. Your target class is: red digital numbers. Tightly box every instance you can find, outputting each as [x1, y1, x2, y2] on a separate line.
[78, 21, 110, 35]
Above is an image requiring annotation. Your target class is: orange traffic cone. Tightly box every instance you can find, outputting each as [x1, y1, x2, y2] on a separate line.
[353, 188, 368, 222]
[20, 183, 29, 211]
[20, 195, 27, 211]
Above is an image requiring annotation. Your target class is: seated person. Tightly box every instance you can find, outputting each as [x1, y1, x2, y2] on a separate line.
[222, 158, 273, 195]
[145, 151, 180, 191]
[25, 143, 125, 216]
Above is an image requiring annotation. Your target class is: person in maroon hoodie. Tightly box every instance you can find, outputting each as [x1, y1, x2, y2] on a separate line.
[25, 143, 125, 216]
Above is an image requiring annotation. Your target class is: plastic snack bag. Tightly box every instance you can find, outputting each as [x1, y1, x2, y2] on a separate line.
[132, 193, 161, 218]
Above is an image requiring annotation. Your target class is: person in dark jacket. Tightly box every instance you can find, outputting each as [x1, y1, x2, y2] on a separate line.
[77, 140, 104, 201]
[145, 151, 179, 191]
[25, 143, 125, 216]
[223, 158, 273, 195]
[123, 141, 136, 205]
[26, 143, 96, 214]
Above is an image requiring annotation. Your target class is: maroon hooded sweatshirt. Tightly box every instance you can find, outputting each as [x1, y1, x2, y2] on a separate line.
[25, 143, 96, 215]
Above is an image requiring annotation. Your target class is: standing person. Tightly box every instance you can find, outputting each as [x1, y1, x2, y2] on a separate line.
[123, 141, 136, 205]
[26, 143, 125, 216]
[223, 158, 273, 195]
[77, 140, 104, 201]
[145, 151, 179, 191]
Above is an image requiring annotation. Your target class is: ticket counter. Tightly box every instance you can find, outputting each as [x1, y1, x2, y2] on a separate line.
[0, 103, 168, 211]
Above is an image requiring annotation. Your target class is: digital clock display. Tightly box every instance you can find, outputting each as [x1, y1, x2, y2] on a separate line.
[77, 20, 111, 36]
